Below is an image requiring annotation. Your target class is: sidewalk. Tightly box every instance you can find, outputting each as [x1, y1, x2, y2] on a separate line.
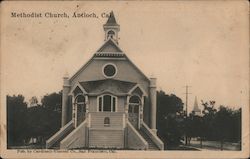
[187, 140, 241, 151]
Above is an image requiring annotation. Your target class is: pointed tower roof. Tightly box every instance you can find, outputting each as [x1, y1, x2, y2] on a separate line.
[193, 96, 201, 112]
[104, 11, 119, 26]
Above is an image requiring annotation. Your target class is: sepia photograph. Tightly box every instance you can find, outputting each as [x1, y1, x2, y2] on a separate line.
[0, 0, 249, 158]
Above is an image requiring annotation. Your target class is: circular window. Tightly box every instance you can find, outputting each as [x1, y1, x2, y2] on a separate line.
[103, 63, 117, 78]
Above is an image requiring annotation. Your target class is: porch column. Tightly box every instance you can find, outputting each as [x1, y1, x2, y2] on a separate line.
[149, 77, 157, 134]
[85, 95, 89, 145]
[85, 95, 89, 113]
[124, 95, 130, 149]
[72, 97, 76, 127]
[140, 96, 144, 127]
[125, 95, 130, 122]
[62, 75, 70, 127]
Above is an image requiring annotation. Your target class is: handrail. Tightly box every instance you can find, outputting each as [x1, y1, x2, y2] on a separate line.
[141, 122, 164, 150]
[46, 120, 74, 148]
[60, 120, 87, 149]
[127, 121, 148, 149]
[89, 112, 124, 115]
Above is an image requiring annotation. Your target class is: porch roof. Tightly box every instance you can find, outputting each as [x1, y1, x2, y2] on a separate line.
[79, 79, 137, 94]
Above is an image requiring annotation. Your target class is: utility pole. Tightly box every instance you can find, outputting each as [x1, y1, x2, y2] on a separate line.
[183, 85, 191, 145]
[185, 85, 191, 117]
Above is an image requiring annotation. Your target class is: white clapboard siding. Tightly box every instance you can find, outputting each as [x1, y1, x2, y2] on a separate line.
[90, 112, 124, 128]
[89, 129, 124, 148]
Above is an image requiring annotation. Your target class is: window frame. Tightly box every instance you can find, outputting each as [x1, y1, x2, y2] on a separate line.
[107, 30, 115, 39]
[104, 117, 111, 127]
[97, 94, 117, 112]
[102, 63, 118, 78]
[128, 95, 141, 114]
[74, 94, 85, 105]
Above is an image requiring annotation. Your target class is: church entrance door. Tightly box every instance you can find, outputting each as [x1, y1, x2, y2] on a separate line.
[128, 104, 139, 129]
[128, 96, 141, 129]
[76, 103, 86, 126]
[75, 95, 86, 126]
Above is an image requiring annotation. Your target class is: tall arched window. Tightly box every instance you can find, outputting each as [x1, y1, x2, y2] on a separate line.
[98, 94, 117, 112]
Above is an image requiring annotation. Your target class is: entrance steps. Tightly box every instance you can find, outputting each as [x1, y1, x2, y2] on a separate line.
[138, 129, 159, 150]
[46, 120, 74, 149]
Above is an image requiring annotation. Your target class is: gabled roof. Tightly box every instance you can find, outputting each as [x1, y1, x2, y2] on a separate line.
[69, 49, 150, 83]
[96, 39, 123, 53]
[104, 11, 119, 26]
[94, 39, 124, 58]
[69, 12, 150, 83]
[79, 79, 137, 94]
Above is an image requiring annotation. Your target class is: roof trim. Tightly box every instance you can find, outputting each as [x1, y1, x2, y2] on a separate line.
[69, 54, 94, 82]
[88, 91, 128, 97]
[128, 84, 148, 97]
[69, 82, 88, 96]
[96, 38, 123, 53]
[94, 57, 126, 60]
[124, 54, 150, 82]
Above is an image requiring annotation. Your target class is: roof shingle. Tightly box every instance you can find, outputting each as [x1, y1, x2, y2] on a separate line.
[104, 11, 119, 26]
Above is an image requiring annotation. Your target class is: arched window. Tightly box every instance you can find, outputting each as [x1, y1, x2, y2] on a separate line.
[107, 30, 115, 39]
[129, 96, 140, 113]
[75, 95, 86, 112]
[98, 94, 116, 112]
[129, 96, 141, 104]
[104, 117, 110, 127]
[75, 95, 85, 103]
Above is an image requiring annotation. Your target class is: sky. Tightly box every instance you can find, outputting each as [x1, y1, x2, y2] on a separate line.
[1, 1, 249, 112]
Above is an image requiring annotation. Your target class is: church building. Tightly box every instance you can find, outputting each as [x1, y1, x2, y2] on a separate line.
[192, 96, 202, 116]
[46, 11, 164, 150]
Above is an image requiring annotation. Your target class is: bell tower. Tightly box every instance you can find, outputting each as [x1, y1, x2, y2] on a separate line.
[103, 11, 120, 44]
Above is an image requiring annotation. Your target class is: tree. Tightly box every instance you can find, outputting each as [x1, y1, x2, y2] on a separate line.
[41, 91, 62, 111]
[185, 113, 204, 147]
[29, 96, 39, 107]
[231, 108, 241, 143]
[7, 94, 28, 146]
[156, 90, 184, 149]
[23, 91, 62, 146]
[26, 104, 61, 145]
[214, 106, 238, 150]
[199, 101, 241, 150]
[201, 101, 217, 140]
[40, 91, 62, 138]
[7, 92, 63, 147]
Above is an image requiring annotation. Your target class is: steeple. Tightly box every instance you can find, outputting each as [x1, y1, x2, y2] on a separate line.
[192, 96, 201, 116]
[103, 11, 120, 44]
